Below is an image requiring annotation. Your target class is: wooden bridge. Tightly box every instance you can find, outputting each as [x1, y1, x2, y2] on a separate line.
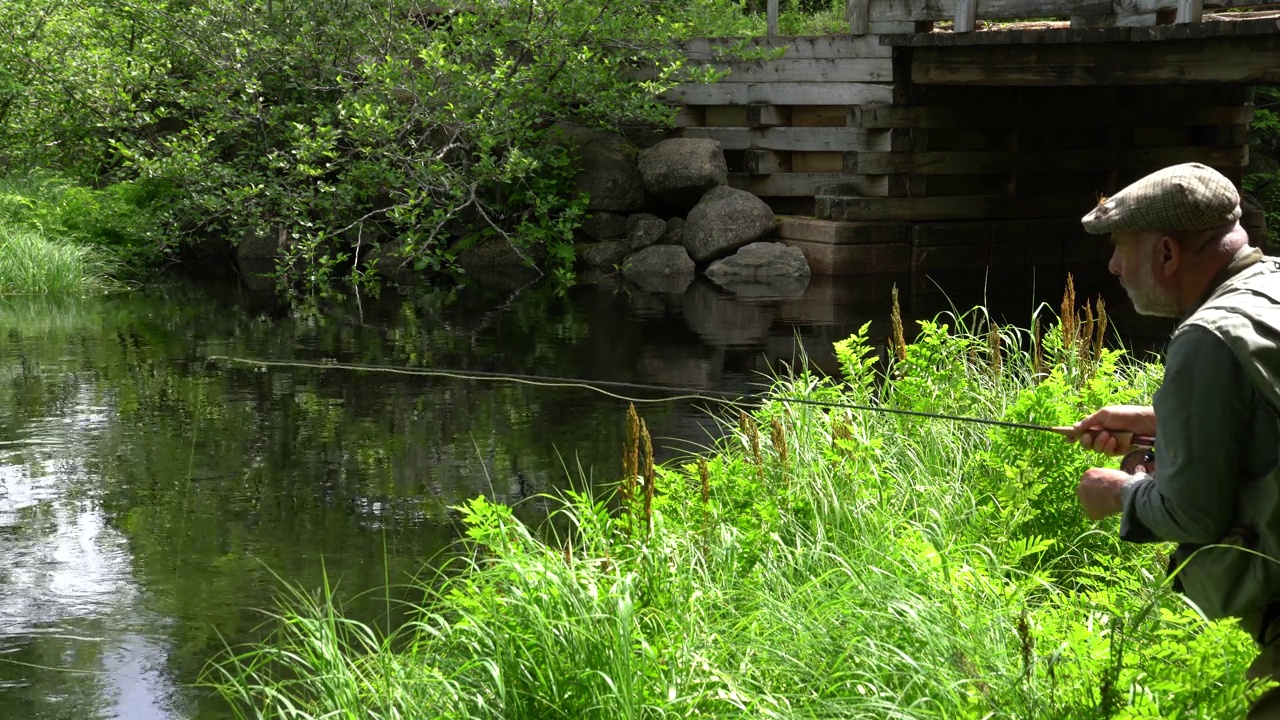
[665, 2, 1279, 282]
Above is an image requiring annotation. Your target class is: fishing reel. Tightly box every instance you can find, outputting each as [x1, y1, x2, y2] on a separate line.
[1121, 447, 1156, 476]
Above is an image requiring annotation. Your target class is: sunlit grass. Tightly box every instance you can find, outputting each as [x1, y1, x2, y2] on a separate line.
[203, 296, 1270, 719]
[0, 225, 118, 295]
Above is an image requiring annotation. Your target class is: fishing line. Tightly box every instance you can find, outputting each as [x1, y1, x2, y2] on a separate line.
[206, 355, 1104, 439]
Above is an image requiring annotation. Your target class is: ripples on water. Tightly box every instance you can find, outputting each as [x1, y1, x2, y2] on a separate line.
[0, 269, 1171, 718]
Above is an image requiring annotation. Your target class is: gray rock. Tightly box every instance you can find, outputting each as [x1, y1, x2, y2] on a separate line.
[549, 124, 646, 213]
[683, 186, 777, 263]
[638, 138, 728, 207]
[581, 240, 632, 268]
[705, 242, 811, 280]
[236, 226, 286, 263]
[456, 237, 532, 270]
[581, 211, 628, 241]
[626, 213, 667, 251]
[664, 217, 686, 246]
[622, 245, 695, 294]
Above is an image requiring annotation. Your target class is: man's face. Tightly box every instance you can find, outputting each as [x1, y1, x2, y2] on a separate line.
[1108, 231, 1180, 317]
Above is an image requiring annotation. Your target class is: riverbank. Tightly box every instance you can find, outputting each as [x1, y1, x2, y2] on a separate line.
[206, 292, 1269, 719]
[0, 172, 169, 294]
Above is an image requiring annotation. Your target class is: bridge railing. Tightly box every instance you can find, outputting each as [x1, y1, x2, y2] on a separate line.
[761, 0, 1280, 36]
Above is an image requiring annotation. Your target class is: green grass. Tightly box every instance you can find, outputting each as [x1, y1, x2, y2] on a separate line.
[204, 296, 1272, 719]
[0, 225, 118, 295]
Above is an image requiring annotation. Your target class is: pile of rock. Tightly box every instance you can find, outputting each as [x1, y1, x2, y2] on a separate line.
[566, 129, 811, 295]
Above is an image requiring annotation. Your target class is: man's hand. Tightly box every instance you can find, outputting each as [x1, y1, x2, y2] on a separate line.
[1077, 468, 1131, 520]
[1072, 405, 1156, 456]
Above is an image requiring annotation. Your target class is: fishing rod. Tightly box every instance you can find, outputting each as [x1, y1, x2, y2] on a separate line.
[207, 355, 1156, 450]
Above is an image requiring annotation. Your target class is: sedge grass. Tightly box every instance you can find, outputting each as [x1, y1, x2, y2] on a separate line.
[0, 226, 117, 295]
[205, 296, 1271, 719]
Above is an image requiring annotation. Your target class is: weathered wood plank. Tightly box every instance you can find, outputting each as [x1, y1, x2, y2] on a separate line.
[747, 103, 790, 127]
[679, 35, 892, 60]
[955, 0, 978, 32]
[868, 0, 1109, 22]
[910, 34, 1280, 84]
[1120, 0, 1280, 14]
[849, 145, 1247, 174]
[745, 149, 792, 175]
[816, 193, 1100, 221]
[883, 15, 1280, 46]
[674, 107, 704, 128]
[663, 82, 895, 106]
[728, 172, 888, 197]
[1176, 0, 1204, 21]
[847, 0, 872, 34]
[678, 126, 893, 152]
[791, 105, 851, 127]
[767, 0, 779, 35]
[777, 217, 911, 245]
[854, 102, 1253, 128]
[696, 58, 894, 83]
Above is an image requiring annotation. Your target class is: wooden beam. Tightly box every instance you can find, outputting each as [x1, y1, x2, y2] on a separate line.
[816, 193, 1096, 221]
[694, 58, 894, 83]
[728, 172, 889, 197]
[1176, 0, 1204, 22]
[663, 81, 895, 106]
[679, 36, 892, 60]
[746, 104, 790, 128]
[910, 34, 1280, 85]
[869, 0, 1109, 22]
[854, 102, 1253, 128]
[955, 0, 978, 33]
[744, 149, 791, 174]
[848, 145, 1248, 174]
[767, 0, 779, 35]
[678, 126, 893, 152]
[848, 0, 871, 34]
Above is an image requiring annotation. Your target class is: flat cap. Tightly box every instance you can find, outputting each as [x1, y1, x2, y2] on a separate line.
[1081, 162, 1242, 235]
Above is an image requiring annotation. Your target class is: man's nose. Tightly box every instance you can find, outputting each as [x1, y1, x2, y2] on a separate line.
[1107, 248, 1121, 276]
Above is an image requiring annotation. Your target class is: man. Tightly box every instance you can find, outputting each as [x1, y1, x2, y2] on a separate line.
[1070, 162, 1280, 716]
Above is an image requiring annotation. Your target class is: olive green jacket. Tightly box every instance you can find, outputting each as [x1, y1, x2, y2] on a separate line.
[1119, 247, 1280, 620]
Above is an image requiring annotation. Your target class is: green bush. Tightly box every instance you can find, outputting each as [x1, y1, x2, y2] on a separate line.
[204, 296, 1273, 719]
[0, 0, 735, 289]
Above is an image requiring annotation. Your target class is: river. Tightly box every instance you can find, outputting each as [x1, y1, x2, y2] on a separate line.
[0, 266, 1169, 719]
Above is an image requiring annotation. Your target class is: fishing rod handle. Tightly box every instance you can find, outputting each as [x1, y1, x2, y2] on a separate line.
[1052, 426, 1156, 450]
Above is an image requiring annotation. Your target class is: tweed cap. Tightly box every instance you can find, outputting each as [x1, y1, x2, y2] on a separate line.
[1081, 162, 1242, 235]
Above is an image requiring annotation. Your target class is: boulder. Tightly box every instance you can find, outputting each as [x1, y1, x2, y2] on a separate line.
[622, 245, 695, 294]
[638, 138, 728, 208]
[664, 216, 685, 245]
[236, 226, 286, 263]
[683, 186, 777, 263]
[456, 236, 531, 270]
[705, 242, 811, 281]
[581, 240, 632, 268]
[581, 211, 629, 240]
[549, 124, 646, 213]
[626, 213, 667, 251]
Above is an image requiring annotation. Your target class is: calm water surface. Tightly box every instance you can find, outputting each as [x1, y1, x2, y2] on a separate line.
[0, 267, 1168, 719]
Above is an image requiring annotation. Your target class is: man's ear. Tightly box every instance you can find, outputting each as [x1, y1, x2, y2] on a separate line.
[1156, 234, 1181, 277]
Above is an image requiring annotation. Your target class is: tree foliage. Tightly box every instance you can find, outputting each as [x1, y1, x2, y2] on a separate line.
[0, 0, 730, 287]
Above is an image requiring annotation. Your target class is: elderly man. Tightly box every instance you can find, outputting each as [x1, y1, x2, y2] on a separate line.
[1071, 162, 1280, 714]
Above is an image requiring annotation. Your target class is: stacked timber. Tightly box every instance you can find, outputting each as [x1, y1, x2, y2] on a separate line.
[666, 34, 1256, 277]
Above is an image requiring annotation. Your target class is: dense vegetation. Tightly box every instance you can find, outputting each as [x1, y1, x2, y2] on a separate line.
[0, 0, 755, 290]
[0, 1, 1275, 294]
[205, 292, 1273, 718]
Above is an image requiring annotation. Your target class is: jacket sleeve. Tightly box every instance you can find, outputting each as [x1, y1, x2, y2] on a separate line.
[1119, 325, 1252, 544]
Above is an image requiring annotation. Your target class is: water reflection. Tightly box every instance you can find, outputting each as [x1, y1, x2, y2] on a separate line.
[0, 264, 1172, 719]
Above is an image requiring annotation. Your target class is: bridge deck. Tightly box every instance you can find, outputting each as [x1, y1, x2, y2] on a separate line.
[668, 13, 1277, 276]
